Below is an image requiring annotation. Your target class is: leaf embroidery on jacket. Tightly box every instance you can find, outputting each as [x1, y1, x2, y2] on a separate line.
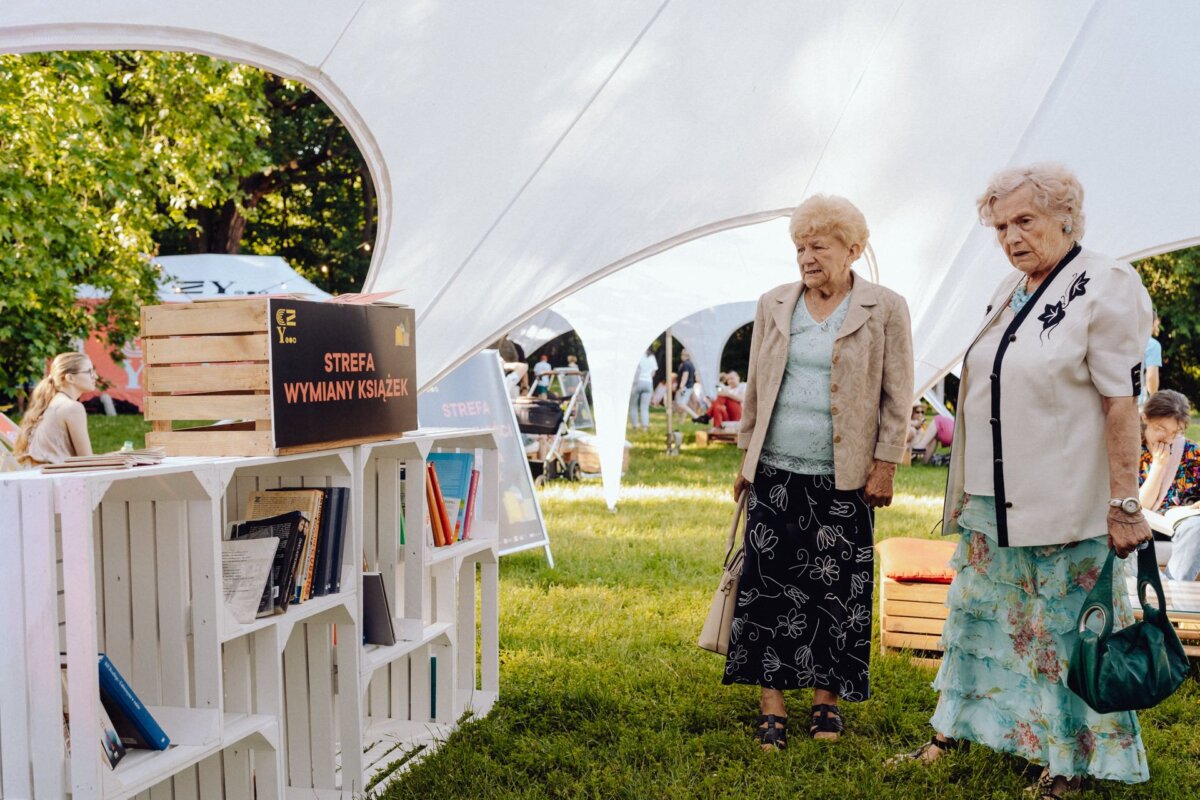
[1038, 270, 1087, 341]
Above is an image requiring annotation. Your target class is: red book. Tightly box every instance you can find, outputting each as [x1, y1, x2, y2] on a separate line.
[462, 469, 481, 540]
[427, 461, 454, 546]
[425, 465, 446, 547]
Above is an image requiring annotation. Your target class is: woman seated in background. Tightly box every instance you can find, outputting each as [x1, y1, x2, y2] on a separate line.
[912, 412, 954, 464]
[1138, 389, 1200, 580]
[13, 352, 96, 466]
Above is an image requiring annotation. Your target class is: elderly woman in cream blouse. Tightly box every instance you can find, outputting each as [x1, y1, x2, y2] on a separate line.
[724, 195, 913, 749]
[893, 164, 1152, 798]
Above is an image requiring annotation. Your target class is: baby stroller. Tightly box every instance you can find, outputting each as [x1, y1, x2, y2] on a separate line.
[514, 369, 592, 485]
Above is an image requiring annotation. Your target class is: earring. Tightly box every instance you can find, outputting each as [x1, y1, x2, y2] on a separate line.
[1063, 224, 1073, 234]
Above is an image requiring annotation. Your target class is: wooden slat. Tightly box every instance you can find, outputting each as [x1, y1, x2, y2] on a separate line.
[144, 333, 269, 365]
[145, 364, 270, 393]
[129, 502, 162, 704]
[283, 631, 312, 787]
[886, 616, 945, 636]
[100, 502, 134, 675]
[145, 394, 271, 422]
[147, 430, 274, 457]
[142, 299, 267, 337]
[306, 625, 336, 789]
[886, 581, 951, 603]
[882, 631, 944, 652]
[885, 599, 950, 620]
[155, 502, 190, 706]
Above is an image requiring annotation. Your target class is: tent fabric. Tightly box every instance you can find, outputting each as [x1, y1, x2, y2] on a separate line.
[5, 3, 1200, 425]
[509, 310, 573, 359]
[669, 302, 757, 402]
[552, 219, 804, 507]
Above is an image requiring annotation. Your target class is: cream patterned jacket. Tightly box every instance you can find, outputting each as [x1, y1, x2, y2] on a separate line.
[942, 246, 1153, 547]
[738, 273, 914, 490]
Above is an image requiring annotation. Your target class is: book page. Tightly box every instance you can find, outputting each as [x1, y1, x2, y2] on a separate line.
[1163, 504, 1200, 528]
[223, 538, 280, 624]
[1143, 509, 1174, 537]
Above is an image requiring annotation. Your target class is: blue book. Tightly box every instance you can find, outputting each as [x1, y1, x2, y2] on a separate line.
[98, 654, 170, 750]
[427, 453, 474, 539]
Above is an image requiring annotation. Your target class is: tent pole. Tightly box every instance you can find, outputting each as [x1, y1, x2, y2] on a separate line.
[665, 329, 678, 456]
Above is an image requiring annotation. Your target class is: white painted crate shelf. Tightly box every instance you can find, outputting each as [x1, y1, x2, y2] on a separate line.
[0, 428, 499, 799]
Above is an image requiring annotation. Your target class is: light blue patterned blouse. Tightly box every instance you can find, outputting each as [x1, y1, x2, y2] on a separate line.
[759, 291, 852, 474]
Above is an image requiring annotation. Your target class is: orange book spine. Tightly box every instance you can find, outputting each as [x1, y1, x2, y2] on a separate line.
[427, 461, 455, 546]
[425, 466, 446, 547]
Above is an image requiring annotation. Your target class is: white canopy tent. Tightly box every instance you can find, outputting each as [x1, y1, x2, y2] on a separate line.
[5, 1, 1200, 436]
[670, 302, 759, 400]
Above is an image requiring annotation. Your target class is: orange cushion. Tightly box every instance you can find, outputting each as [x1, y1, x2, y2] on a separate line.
[875, 536, 957, 584]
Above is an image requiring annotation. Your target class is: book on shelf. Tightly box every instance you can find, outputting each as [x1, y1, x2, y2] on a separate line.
[429, 452, 475, 540]
[1143, 504, 1200, 538]
[221, 538, 280, 624]
[361, 572, 397, 646]
[258, 489, 325, 602]
[426, 460, 455, 545]
[60, 662, 127, 769]
[41, 447, 165, 473]
[314, 486, 349, 595]
[425, 464, 446, 547]
[97, 653, 170, 750]
[462, 468, 481, 540]
[229, 510, 309, 616]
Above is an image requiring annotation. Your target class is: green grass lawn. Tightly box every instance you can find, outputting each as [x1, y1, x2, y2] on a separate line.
[377, 409, 1200, 800]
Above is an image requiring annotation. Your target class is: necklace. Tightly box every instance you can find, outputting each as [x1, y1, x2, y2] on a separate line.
[1010, 280, 1033, 312]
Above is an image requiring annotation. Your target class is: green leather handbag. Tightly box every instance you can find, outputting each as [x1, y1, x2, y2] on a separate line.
[1067, 541, 1189, 714]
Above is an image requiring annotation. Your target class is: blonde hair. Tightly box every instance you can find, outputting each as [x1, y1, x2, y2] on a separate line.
[976, 163, 1086, 240]
[14, 352, 91, 465]
[789, 195, 870, 250]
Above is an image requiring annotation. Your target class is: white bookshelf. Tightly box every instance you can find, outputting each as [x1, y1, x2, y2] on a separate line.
[0, 428, 499, 799]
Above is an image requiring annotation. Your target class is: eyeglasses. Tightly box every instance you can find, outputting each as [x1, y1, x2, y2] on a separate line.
[72, 368, 97, 378]
[1146, 420, 1187, 438]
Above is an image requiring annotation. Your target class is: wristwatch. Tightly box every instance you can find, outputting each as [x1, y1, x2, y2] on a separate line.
[1109, 497, 1141, 515]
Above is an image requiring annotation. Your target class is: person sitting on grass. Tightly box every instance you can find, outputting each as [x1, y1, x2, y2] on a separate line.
[13, 352, 96, 466]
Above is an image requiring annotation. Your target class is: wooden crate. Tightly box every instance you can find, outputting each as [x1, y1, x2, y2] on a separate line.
[879, 577, 950, 660]
[142, 299, 416, 457]
[142, 299, 288, 457]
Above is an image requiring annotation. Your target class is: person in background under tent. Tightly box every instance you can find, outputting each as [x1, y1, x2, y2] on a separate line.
[532, 354, 552, 396]
[1141, 309, 1162, 403]
[629, 348, 658, 431]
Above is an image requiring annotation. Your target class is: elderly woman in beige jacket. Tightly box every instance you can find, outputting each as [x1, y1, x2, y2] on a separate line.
[893, 164, 1152, 797]
[724, 195, 913, 749]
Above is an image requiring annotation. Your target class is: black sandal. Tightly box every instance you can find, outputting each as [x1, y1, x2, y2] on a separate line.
[753, 714, 787, 750]
[886, 733, 969, 765]
[809, 704, 844, 740]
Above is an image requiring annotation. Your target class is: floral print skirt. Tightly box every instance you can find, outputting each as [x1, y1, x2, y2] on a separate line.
[931, 495, 1149, 783]
[722, 466, 874, 699]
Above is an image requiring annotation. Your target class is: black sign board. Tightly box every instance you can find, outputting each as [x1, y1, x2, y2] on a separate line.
[269, 299, 417, 448]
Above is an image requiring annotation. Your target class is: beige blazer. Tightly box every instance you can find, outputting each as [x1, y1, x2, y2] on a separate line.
[942, 247, 1152, 547]
[738, 273, 914, 489]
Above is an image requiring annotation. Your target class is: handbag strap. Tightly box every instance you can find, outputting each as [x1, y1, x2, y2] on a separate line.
[1135, 539, 1169, 618]
[723, 492, 748, 567]
[1078, 541, 1170, 639]
[1077, 548, 1118, 640]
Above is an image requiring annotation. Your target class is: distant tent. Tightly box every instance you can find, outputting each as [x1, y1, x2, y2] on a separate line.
[81, 255, 328, 410]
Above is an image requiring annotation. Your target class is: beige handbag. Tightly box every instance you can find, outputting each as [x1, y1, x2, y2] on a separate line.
[698, 493, 747, 655]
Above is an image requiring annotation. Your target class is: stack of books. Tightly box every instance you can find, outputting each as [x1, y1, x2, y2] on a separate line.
[42, 448, 166, 473]
[224, 488, 350, 621]
[425, 453, 481, 547]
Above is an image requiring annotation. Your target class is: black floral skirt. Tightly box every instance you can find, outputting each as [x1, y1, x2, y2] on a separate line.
[722, 465, 875, 700]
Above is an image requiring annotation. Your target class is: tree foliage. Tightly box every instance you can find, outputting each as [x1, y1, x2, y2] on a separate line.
[158, 74, 376, 295]
[0, 51, 271, 392]
[1, 50, 378, 397]
[1134, 247, 1200, 403]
